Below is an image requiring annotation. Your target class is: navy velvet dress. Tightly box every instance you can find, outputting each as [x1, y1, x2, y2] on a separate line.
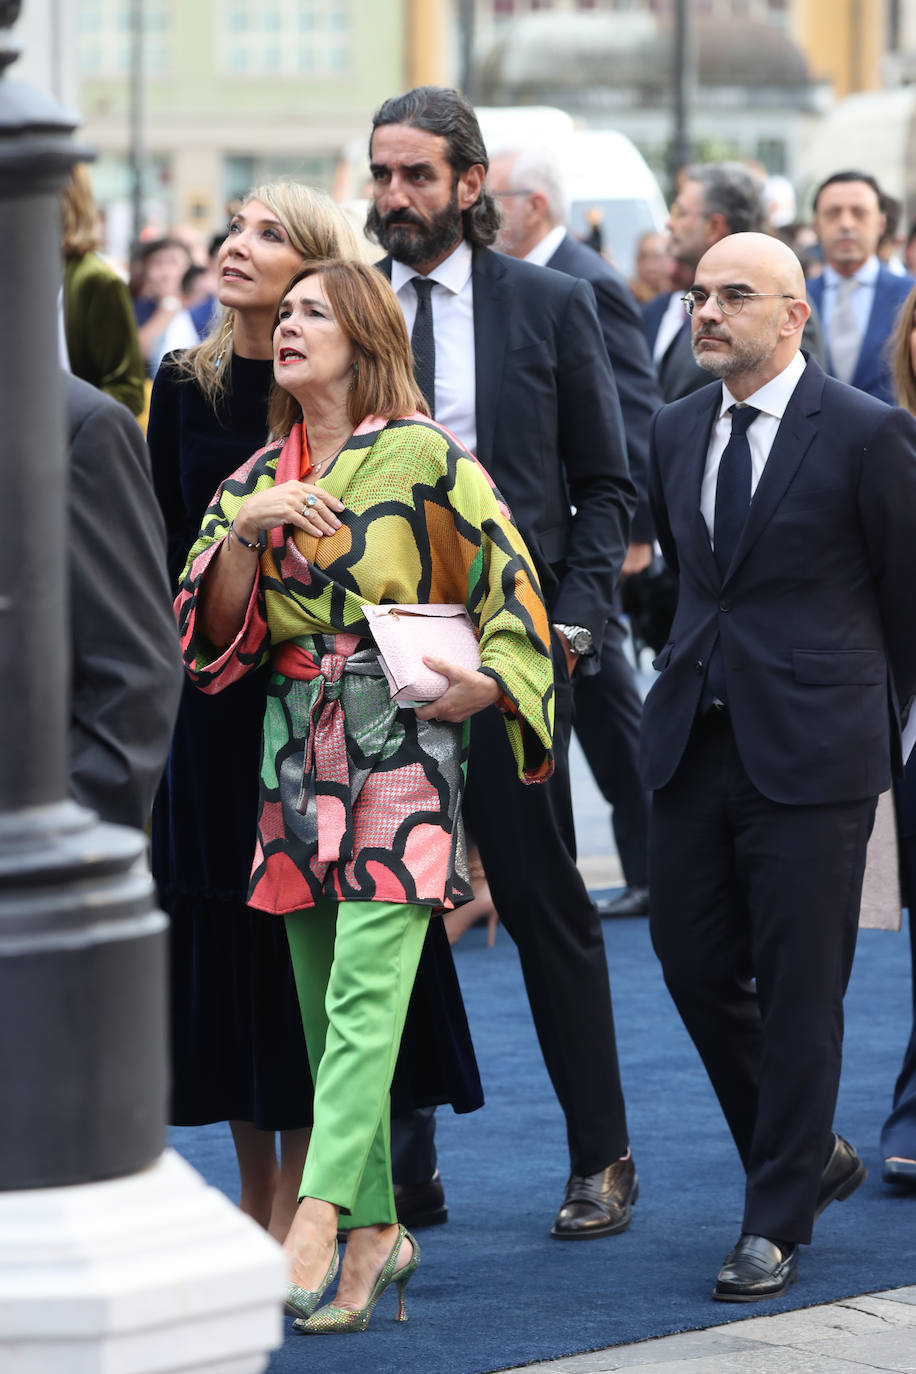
[149, 352, 482, 1129]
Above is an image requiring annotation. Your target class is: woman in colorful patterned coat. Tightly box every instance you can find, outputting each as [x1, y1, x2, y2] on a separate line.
[177, 259, 554, 1333]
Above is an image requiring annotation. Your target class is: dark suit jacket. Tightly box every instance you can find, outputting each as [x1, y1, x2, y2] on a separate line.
[381, 247, 635, 649]
[67, 373, 182, 827]
[641, 358, 916, 804]
[807, 262, 914, 405]
[644, 289, 827, 404]
[546, 232, 661, 543]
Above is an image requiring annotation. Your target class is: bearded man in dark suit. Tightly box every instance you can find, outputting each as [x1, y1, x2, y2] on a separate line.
[368, 85, 639, 1239]
[643, 232, 916, 1300]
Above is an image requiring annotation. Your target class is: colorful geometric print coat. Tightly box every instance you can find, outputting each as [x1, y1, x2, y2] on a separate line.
[177, 413, 554, 916]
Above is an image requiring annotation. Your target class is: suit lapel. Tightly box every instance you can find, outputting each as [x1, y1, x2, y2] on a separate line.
[725, 361, 823, 581]
[852, 267, 891, 390]
[679, 388, 721, 595]
[471, 250, 508, 468]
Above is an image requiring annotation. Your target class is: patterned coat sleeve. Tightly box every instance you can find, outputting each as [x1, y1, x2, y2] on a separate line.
[443, 439, 555, 782]
[174, 445, 280, 692]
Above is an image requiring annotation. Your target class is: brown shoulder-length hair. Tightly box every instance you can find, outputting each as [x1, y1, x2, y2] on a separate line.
[267, 258, 429, 439]
[60, 163, 100, 260]
[890, 280, 916, 416]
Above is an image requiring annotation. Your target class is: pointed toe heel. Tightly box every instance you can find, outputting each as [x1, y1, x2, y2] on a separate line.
[284, 1237, 339, 1320]
[295, 1224, 420, 1334]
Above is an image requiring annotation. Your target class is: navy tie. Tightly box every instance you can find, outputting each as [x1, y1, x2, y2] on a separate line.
[410, 277, 436, 418]
[713, 404, 759, 578]
[702, 403, 760, 711]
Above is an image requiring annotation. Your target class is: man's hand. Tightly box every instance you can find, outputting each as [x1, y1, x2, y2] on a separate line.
[553, 628, 580, 679]
[619, 541, 653, 580]
[414, 657, 501, 722]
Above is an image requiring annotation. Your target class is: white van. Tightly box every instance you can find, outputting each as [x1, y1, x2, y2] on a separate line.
[475, 106, 668, 278]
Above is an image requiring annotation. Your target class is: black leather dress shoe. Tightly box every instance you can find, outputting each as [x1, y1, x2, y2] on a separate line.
[814, 1133, 866, 1218]
[713, 1234, 798, 1302]
[550, 1154, 638, 1238]
[883, 1156, 916, 1187]
[393, 1170, 448, 1228]
[595, 886, 649, 918]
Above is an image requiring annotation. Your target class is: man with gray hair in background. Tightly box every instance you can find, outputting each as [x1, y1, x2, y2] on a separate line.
[489, 143, 661, 919]
[644, 162, 824, 402]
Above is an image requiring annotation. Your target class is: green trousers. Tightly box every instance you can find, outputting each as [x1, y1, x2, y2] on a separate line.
[284, 898, 431, 1229]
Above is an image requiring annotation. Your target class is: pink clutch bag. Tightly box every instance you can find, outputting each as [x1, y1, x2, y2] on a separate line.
[361, 603, 481, 704]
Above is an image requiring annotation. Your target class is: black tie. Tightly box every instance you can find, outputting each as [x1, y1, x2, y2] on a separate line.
[702, 403, 760, 711]
[410, 277, 436, 417]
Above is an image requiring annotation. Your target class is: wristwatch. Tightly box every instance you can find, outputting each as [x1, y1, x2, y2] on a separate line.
[553, 622, 594, 656]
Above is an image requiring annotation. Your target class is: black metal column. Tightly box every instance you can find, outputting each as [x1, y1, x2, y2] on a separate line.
[0, 0, 168, 1191]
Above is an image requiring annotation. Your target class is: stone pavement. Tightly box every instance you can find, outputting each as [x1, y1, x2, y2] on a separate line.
[505, 1288, 916, 1372]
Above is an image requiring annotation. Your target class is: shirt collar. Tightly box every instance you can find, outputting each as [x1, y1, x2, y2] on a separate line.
[391, 238, 473, 296]
[524, 225, 567, 267]
[718, 350, 806, 422]
[823, 254, 880, 291]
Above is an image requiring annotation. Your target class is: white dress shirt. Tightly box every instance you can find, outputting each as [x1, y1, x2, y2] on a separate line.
[700, 350, 807, 544]
[820, 254, 880, 338]
[391, 240, 477, 452]
[523, 224, 567, 268]
[653, 289, 689, 363]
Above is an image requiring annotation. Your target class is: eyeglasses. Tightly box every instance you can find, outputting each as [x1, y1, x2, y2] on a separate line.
[681, 289, 795, 316]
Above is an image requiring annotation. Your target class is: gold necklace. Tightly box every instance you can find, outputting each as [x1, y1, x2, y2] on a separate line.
[311, 433, 352, 476]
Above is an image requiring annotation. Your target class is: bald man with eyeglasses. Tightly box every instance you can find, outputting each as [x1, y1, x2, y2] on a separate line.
[642, 232, 916, 1302]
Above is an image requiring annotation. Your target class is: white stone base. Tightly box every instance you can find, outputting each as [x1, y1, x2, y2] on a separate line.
[0, 1148, 286, 1374]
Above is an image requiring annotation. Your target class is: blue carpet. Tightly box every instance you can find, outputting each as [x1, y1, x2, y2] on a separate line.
[172, 911, 916, 1374]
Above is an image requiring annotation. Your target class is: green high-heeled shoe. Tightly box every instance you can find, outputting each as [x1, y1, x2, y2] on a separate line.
[294, 1224, 420, 1334]
[284, 1237, 339, 1320]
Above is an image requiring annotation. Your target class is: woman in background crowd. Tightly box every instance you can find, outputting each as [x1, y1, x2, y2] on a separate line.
[59, 163, 145, 416]
[881, 282, 916, 1190]
[149, 183, 360, 1241]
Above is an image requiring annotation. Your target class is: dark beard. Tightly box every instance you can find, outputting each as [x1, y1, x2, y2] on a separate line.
[366, 192, 463, 268]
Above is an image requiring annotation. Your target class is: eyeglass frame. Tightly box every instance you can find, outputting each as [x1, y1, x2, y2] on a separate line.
[681, 288, 796, 317]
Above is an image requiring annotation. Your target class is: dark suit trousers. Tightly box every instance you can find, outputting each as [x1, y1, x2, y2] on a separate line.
[573, 615, 650, 887]
[649, 710, 875, 1244]
[462, 639, 630, 1175]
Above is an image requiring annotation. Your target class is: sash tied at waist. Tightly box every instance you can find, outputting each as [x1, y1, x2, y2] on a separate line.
[272, 636, 386, 865]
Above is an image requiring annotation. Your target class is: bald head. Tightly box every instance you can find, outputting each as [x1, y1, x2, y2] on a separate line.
[697, 232, 806, 299]
[690, 232, 810, 399]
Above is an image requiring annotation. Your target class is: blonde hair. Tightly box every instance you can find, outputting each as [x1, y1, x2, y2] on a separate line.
[60, 164, 100, 260]
[890, 281, 916, 416]
[173, 182, 360, 408]
[268, 259, 428, 439]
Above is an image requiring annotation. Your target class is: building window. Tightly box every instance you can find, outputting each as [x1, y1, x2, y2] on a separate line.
[223, 151, 337, 209]
[219, 0, 353, 77]
[78, 0, 171, 77]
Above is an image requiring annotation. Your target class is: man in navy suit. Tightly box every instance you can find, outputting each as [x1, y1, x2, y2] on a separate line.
[808, 170, 913, 404]
[643, 232, 916, 1300]
[368, 87, 639, 1239]
[487, 144, 660, 918]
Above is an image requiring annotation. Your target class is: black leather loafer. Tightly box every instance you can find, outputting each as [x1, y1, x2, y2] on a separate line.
[551, 1154, 638, 1238]
[883, 1156, 916, 1187]
[814, 1133, 866, 1218]
[595, 886, 649, 918]
[393, 1170, 448, 1228]
[713, 1234, 798, 1301]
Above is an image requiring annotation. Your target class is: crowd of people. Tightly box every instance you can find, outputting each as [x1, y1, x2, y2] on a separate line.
[61, 85, 916, 1334]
